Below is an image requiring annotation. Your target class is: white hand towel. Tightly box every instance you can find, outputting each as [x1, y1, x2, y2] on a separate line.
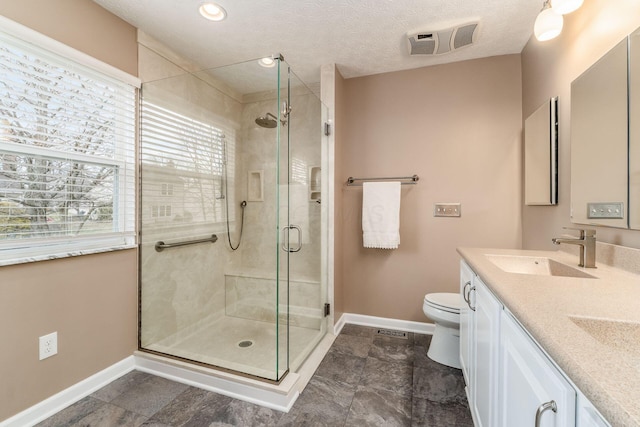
[362, 182, 401, 249]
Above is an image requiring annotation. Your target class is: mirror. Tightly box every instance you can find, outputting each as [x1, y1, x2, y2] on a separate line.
[570, 37, 628, 228]
[629, 28, 640, 229]
[525, 97, 558, 205]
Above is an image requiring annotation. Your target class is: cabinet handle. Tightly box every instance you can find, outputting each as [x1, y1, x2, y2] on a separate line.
[534, 400, 557, 427]
[463, 281, 471, 304]
[469, 286, 476, 311]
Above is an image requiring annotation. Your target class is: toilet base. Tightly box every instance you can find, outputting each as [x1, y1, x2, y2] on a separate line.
[427, 323, 461, 369]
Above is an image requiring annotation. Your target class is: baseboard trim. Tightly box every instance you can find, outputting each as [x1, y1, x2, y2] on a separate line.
[340, 313, 435, 335]
[0, 356, 135, 427]
[333, 313, 347, 335]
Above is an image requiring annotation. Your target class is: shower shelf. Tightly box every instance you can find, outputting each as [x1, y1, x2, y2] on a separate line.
[309, 166, 321, 202]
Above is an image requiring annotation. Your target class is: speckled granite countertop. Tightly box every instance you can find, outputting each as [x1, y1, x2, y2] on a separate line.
[457, 247, 640, 427]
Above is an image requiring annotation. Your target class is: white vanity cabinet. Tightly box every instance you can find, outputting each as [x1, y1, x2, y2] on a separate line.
[499, 310, 576, 427]
[577, 393, 611, 427]
[459, 261, 501, 427]
[472, 276, 501, 427]
[459, 261, 474, 388]
[459, 261, 610, 427]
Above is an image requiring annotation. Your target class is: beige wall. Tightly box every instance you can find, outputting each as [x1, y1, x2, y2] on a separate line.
[341, 55, 523, 322]
[0, 0, 137, 76]
[521, 0, 640, 250]
[0, 2, 139, 421]
[0, 250, 138, 420]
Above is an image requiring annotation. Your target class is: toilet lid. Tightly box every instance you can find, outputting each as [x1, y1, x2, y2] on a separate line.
[424, 293, 463, 312]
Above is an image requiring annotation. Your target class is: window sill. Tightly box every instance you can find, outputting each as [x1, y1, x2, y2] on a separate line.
[0, 244, 138, 267]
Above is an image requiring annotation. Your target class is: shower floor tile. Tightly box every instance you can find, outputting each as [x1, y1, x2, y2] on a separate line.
[145, 315, 319, 379]
[37, 325, 473, 427]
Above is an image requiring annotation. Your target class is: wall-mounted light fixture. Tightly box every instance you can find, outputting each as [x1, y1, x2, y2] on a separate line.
[551, 0, 584, 15]
[534, 0, 563, 41]
[534, 0, 583, 42]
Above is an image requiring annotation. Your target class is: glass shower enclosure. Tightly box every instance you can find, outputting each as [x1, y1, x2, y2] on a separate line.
[138, 56, 327, 382]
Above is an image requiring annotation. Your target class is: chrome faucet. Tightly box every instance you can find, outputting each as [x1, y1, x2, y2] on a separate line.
[552, 228, 596, 268]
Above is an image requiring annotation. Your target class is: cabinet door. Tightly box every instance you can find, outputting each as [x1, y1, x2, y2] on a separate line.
[472, 278, 501, 427]
[459, 261, 474, 388]
[577, 392, 611, 427]
[499, 311, 576, 427]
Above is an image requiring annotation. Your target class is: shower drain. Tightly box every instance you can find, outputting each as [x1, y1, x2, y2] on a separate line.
[237, 340, 254, 348]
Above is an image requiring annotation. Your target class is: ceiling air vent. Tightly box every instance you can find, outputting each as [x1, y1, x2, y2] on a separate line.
[407, 22, 479, 56]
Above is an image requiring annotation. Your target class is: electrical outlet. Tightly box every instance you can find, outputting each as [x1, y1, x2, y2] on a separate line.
[39, 332, 58, 360]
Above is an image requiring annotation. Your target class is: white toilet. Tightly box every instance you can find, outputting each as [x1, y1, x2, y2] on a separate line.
[423, 292, 462, 369]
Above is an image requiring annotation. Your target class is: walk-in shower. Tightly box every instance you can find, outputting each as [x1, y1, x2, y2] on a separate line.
[138, 56, 328, 382]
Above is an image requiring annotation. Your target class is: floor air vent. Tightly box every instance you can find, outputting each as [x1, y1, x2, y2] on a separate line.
[376, 328, 408, 339]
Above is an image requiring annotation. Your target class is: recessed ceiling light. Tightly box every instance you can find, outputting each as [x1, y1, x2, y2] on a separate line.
[199, 3, 227, 21]
[258, 57, 276, 68]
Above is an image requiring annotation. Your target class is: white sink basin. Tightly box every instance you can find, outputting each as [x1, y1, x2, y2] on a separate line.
[485, 254, 596, 279]
[569, 316, 640, 368]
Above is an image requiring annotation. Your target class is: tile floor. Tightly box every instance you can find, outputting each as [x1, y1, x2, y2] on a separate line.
[37, 324, 473, 426]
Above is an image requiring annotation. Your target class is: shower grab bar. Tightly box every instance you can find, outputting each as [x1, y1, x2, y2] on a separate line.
[346, 175, 419, 186]
[155, 234, 218, 252]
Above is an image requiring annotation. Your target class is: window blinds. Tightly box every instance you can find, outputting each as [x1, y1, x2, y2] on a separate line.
[0, 29, 136, 260]
[140, 101, 235, 236]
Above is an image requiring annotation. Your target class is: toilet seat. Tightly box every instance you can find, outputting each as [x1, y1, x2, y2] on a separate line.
[424, 293, 462, 314]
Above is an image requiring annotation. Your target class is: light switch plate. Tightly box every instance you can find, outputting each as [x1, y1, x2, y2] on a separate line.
[587, 202, 624, 219]
[434, 203, 461, 217]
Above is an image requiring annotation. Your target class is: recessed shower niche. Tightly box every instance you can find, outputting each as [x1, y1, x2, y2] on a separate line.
[309, 166, 321, 202]
[248, 170, 264, 202]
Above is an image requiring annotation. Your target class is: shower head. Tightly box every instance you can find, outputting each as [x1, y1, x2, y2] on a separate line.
[255, 112, 278, 128]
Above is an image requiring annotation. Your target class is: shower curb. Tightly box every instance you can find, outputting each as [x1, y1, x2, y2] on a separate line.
[134, 352, 300, 412]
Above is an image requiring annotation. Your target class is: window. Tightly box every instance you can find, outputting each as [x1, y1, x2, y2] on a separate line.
[151, 205, 172, 219]
[0, 27, 137, 262]
[140, 101, 234, 234]
[160, 183, 174, 196]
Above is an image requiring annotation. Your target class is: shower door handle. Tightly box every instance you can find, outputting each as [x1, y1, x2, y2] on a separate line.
[281, 225, 302, 253]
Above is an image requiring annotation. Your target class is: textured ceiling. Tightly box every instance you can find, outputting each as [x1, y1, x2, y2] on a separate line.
[93, 0, 541, 87]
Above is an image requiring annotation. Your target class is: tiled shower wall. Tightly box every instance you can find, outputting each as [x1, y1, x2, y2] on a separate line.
[138, 41, 243, 346]
[236, 89, 322, 281]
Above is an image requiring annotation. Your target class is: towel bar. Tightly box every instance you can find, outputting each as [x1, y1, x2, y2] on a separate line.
[346, 175, 419, 186]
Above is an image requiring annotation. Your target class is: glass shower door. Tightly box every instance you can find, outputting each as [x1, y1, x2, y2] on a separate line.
[280, 63, 328, 373]
[276, 58, 290, 380]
